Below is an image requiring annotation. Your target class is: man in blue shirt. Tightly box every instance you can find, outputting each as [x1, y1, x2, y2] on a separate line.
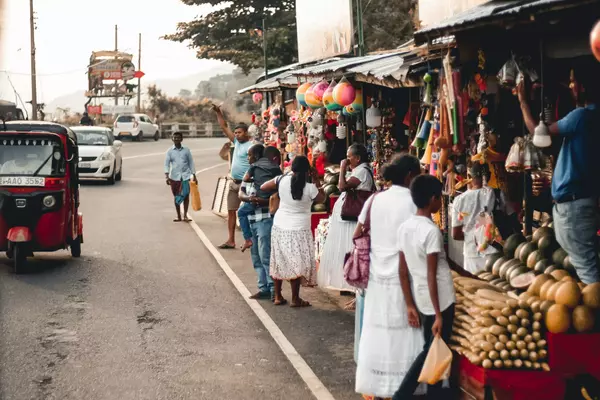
[518, 76, 599, 283]
[164, 132, 197, 222]
[212, 104, 253, 249]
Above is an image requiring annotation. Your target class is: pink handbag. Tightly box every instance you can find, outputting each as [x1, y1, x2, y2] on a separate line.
[343, 193, 377, 289]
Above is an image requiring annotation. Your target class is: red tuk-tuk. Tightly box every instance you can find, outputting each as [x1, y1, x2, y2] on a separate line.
[0, 121, 83, 273]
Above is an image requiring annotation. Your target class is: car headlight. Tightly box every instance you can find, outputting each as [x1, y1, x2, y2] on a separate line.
[43, 195, 56, 208]
[99, 152, 114, 161]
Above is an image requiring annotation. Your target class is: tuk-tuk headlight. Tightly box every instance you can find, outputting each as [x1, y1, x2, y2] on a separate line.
[99, 152, 114, 161]
[43, 195, 56, 209]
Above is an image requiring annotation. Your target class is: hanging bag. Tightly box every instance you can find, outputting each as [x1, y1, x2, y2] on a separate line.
[418, 335, 453, 385]
[343, 193, 378, 289]
[340, 167, 375, 221]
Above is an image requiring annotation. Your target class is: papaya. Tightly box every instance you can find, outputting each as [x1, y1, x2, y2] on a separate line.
[519, 242, 538, 264]
[504, 233, 526, 259]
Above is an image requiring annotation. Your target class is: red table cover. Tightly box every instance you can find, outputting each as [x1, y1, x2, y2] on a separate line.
[547, 332, 600, 379]
[311, 212, 329, 238]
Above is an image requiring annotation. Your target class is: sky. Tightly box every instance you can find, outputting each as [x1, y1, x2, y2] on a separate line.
[0, 0, 229, 112]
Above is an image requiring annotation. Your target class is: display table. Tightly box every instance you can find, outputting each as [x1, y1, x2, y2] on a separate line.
[311, 212, 329, 238]
[456, 355, 566, 400]
[547, 332, 600, 380]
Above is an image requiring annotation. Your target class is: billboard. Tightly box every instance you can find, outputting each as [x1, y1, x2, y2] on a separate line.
[89, 60, 135, 81]
[418, 0, 489, 29]
[296, 0, 354, 64]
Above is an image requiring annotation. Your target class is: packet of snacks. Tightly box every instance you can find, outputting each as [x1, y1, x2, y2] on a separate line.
[505, 137, 525, 172]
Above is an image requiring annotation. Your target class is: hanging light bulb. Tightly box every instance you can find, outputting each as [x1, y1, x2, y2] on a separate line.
[366, 100, 381, 128]
[336, 124, 347, 139]
[533, 115, 551, 148]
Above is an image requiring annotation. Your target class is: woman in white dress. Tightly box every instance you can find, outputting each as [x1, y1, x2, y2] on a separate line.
[263, 156, 325, 307]
[318, 144, 374, 292]
[355, 154, 427, 399]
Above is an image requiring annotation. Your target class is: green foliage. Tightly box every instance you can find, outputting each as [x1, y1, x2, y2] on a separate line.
[362, 0, 416, 52]
[164, 0, 297, 74]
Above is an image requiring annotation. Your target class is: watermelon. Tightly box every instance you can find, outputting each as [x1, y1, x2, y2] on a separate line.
[324, 173, 339, 185]
[538, 235, 559, 257]
[552, 248, 568, 266]
[519, 242, 537, 264]
[323, 184, 339, 196]
[509, 265, 529, 281]
[492, 257, 508, 277]
[534, 260, 551, 274]
[527, 250, 545, 269]
[504, 233, 526, 259]
[500, 259, 521, 280]
[312, 203, 327, 212]
[532, 226, 553, 243]
[545, 265, 561, 275]
[485, 253, 504, 273]
[511, 271, 536, 290]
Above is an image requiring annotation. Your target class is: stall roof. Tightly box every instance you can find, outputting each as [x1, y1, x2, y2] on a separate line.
[290, 54, 392, 77]
[237, 70, 299, 94]
[255, 63, 301, 81]
[414, 0, 600, 44]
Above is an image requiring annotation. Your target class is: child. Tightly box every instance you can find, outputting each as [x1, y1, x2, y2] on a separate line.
[238, 145, 282, 252]
[393, 175, 475, 399]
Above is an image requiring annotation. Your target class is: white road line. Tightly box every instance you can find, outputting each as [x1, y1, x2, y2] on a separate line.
[189, 220, 336, 400]
[123, 147, 221, 160]
[195, 163, 228, 174]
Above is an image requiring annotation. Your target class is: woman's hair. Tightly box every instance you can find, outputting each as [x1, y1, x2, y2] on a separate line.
[291, 156, 310, 201]
[349, 143, 369, 164]
[382, 154, 421, 186]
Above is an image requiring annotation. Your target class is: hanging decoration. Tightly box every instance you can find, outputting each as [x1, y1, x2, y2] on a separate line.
[296, 82, 312, 107]
[350, 89, 363, 112]
[312, 80, 329, 104]
[423, 72, 433, 105]
[366, 101, 382, 128]
[591, 20, 600, 62]
[332, 76, 356, 106]
[252, 92, 263, 104]
[305, 84, 324, 109]
[323, 80, 342, 111]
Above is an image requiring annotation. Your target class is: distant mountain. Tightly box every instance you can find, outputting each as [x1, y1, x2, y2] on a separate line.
[45, 65, 237, 114]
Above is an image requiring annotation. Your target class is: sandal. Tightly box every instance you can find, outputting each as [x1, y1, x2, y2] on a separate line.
[290, 299, 311, 308]
[218, 243, 236, 249]
[273, 298, 288, 306]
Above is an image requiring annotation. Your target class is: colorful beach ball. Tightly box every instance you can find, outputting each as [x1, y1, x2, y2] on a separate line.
[332, 76, 356, 107]
[296, 82, 312, 107]
[252, 92, 263, 104]
[323, 80, 342, 111]
[350, 89, 363, 112]
[305, 84, 323, 109]
[592, 20, 600, 62]
[312, 80, 329, 103]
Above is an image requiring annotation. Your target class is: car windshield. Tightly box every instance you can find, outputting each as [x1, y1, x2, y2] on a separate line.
[74, 131, 110, 146]
[117, 115, 135, 123]
[0, 138, 64, 176]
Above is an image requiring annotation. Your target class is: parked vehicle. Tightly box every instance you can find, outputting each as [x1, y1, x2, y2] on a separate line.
[113, 113, 159, 141]
[0, 121, 83, 273]
[70, 126, 123, 184]
[0, 100, 25, 121]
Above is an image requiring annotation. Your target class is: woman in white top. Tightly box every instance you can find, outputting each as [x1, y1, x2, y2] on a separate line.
[318, 144, 375, 292]
[262, 156, 325, 307]
[353, 154, 427, 399]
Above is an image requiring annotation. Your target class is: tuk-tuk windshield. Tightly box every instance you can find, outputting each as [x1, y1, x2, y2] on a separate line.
[0, 139, 65, 176]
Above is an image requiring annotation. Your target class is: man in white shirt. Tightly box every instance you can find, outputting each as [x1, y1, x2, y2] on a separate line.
[394, 175, 475, 399]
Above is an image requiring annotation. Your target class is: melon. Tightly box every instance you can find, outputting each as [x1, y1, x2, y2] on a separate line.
[545, 304, 571, 333]
[554, 282, 581, 308]
[552, 248, 568, 267]
[324, 173, 339, 185]
[323, 184, 339, 196]
[515, 242, 527, 261]
[538, 235, 559, 257]
[485, 253, 504, 273]
[511, 271, 536, 290]
[572, 305, 595, 333]
[534, 260, 551, 274]
[527, 250, 544, 269]
[544, 265, 561, 275]
[563, 256, 576, 274]
[528, 274, 554, 296]
[532, 226, 553, 243]
[545, 281, 563, 302]
[504, 233, 526, 259]
[492, 257, 508, 277]
[540, 279, 558, 300]
[582, 283, 600, 309]
[520, 242, 538, 264]
[312, 203, 327, 212]
[550, 269, 570, 281]
[500, 259, 521, 280]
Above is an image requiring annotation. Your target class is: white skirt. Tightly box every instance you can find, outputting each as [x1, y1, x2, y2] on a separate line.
[270, 225, 316, 284]
[317, 197, 356, 291]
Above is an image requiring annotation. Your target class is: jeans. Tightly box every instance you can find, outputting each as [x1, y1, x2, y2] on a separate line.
[238, 202, 254, 241]
[553, 198, 600, 284]
[250, 218, 274, 294]
[392, 304, 455, 400]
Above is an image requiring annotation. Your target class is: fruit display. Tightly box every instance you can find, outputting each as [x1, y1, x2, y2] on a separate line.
[323, 167, 341, 198]
[451, 274, 550, 371]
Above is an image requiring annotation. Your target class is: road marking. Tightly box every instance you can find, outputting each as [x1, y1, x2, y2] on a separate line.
[123, 147, 221, 160]
[195, 163, 228, 174]
[188, 220, 336, 400]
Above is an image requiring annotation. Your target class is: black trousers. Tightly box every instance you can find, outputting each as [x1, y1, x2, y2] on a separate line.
[392, 304, 455, 400]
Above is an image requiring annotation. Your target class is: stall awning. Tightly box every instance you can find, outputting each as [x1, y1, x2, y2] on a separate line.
[255, 62, 301, 81]
[237, 70, 299, 94]
[290, 54, 393, 78]
[414, 0, 600, 45]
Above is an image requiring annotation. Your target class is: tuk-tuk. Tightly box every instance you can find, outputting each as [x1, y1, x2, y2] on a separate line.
[0, 121, 83, 273]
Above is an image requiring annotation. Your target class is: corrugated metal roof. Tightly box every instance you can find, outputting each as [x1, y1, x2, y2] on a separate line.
[290, 54, 392, 76]
[414, 0, 599, 44]
[348, 52, 411, 80]
[256, 62, 301, 81]
[237, 70, 299, 94]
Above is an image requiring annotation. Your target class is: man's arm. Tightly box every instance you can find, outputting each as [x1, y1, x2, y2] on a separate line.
[212, 105, 235, 141]
[427, 252, 443, 336]
[164, 151, 171, 181]
[518, 81, 560, 136]
[187, 149, 197, 182]
[399, 252, 420, 328]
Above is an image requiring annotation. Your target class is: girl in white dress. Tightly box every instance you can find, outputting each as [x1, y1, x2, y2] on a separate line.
[354, 154, 427, 399]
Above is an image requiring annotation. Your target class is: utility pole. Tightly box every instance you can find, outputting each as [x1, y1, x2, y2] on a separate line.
[114, 25, 118, 107]
[262, 18, 269, 108]
[29, 0, 38, 120]
[137, 33, 142, 112]
[356, 0, 365, 56]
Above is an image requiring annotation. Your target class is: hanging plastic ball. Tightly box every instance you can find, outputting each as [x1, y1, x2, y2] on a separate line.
[305, 84, 323, 109]
[350, 89, 363, 112]
[312, 80, 329, 103]
[332, 76, 356, 106]
[296, 83, 312, 107]
[591, 20, 600, 62]
[252, 92, 263, 104]
[323, 80, 342, 111]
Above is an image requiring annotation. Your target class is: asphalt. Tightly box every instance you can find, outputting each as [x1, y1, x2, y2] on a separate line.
[0, 138, 359, 400]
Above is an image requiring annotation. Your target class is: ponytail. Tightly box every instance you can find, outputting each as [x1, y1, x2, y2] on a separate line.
[290, 156, 310, 201]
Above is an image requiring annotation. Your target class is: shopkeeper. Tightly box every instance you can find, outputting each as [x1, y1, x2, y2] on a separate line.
[517, 76, 600, 284]
[451, 162, 513, 274]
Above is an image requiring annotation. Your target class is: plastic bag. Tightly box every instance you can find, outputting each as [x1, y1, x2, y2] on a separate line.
[505, 137, 525, 173]
[190, 180, 202, 211]
[497, 58, 518, 87]
[418, 335, 453, 385]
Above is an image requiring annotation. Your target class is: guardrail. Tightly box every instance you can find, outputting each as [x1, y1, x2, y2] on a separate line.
[159, 122, 226, 139]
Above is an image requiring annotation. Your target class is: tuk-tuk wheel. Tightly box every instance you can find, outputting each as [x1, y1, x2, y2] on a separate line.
[71, 237, 81, 258]
[13, 244, 27, 274]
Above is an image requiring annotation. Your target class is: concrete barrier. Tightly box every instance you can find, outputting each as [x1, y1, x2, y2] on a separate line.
[160, 122, 226, 139]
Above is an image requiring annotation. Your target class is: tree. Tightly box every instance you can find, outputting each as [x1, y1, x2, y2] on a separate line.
[164, 0, 297, 74]
[362, 0, 416, 52]
[179, 89, 193, 99]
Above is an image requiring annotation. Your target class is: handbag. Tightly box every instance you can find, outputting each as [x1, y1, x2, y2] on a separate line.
[343, 193, 377, 289]
[341, 167, 375, 221]
[269, 174, 286, 215]
[190, 180, 202, 211]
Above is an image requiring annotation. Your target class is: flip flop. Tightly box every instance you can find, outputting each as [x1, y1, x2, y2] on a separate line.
[218, 243, 236, 249]
[273, 299, 288, 306]
[290, 299, 311, 308]
[173, 219, 183, 222]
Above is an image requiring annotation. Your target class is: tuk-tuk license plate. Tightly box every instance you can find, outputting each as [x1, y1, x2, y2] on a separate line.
[0, 177, 45, 187]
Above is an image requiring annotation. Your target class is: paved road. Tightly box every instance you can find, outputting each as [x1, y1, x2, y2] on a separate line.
[0, 138, 358, 400]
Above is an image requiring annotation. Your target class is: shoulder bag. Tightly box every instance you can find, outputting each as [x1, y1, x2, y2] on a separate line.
[343, 193, 377, 289]
[340, 167, 375, 221]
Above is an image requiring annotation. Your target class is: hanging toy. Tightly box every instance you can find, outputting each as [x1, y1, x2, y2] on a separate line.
[591, 20, 600, 62]
[412, 108, 432, 149]
[423, 73, 433, 105]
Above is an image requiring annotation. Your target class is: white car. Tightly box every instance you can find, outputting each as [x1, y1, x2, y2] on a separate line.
[113, 113, 160, 142]
[71, 126, 123, 184]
